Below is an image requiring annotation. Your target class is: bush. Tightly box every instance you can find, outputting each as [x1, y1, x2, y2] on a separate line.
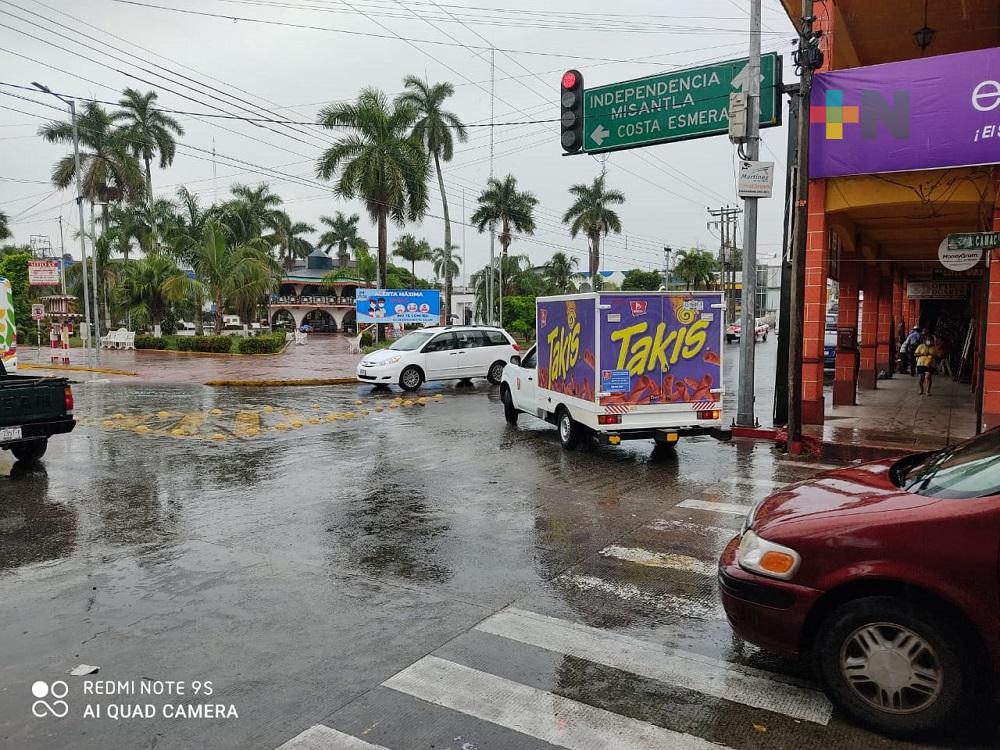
[135, 335, 167, 350]
[160, 309, 178, 336]
[237, 332, 286, 354]
[174, 335, 233, 353]
[360, 330, 374, 347]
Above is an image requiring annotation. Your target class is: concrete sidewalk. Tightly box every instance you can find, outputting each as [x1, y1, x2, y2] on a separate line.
[18, 335, 362, 384]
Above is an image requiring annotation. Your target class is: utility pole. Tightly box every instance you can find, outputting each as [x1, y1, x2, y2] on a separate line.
[57, 215, 66, 295]
[736, 0, 762, 428]
[488, 47, 496, 326]
[662, 246, 671, 290]
[708, 206, 742, 323]
[788, 1, 821, 447]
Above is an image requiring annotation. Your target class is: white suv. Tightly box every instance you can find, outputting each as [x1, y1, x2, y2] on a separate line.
[357, 326, 519, 391]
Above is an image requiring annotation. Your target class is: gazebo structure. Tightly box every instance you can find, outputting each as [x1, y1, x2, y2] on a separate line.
[268, 249, 370, 334]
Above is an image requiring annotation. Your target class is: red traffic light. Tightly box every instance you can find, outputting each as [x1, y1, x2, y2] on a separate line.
[561, 70, 578, 90]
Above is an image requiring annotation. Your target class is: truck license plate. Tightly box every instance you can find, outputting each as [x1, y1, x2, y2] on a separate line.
[0, 426, 23, 441]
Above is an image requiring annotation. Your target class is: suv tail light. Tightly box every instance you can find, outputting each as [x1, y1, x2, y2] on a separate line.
[64, 385, 74, 414]
[598, 414, 621, 425]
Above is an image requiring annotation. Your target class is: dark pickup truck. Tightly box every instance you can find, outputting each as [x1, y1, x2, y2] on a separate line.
[0, 358, 76, 462]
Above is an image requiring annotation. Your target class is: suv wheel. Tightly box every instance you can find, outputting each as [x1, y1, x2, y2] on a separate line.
[557, 408, 581, 450]
[399, 366, 423, 391]
[487, 360, 505, 385]
[814, 596, 973, 737]
[10, 439, 47, 463]
[501, 385, 518, 425]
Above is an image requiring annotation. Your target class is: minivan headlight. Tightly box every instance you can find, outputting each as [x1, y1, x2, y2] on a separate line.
[383, 355, 401, 365]
[736, 530, 801, 580]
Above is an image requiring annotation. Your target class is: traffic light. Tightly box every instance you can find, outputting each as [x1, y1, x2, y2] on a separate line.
[560, 69, 584, 154]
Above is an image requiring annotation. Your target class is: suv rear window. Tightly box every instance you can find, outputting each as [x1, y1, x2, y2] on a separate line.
[485, 330, 509, 346]
[894, 430, 1000, 499]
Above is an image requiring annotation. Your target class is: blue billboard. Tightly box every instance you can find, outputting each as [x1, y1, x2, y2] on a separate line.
[356, 289, 440, 324]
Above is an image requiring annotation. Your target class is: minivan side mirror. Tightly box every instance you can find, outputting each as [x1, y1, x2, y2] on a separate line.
[509, 355, 521, 366]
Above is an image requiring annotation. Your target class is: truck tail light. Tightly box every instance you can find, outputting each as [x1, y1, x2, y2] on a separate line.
[598, 414, 621, 425]
[696, 409, 720, 420]
[64, 385, 74, 414]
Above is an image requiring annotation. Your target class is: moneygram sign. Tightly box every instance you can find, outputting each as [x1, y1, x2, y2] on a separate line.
[581, 53, 781, 154]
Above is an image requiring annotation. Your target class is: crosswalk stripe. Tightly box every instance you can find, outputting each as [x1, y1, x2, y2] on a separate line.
[477, 608, 833, 725]
[647, 519, 736, 536]
[723, 477, 785, 491]
[274, 724, 389, 750]
[558, 573, 723, 618]
[599, 544, 716, 576]
[384, 655, 731, 750]
[775, 459, 842, 472]
[678, 499, 750, 516]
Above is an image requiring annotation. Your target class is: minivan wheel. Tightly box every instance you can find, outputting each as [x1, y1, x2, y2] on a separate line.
[487, 360, 505, 384]
[501, 385, 518, 425]
[557, 408, 581, 450]
[399, 366, 423, 391]
[814, 596, 972, 737]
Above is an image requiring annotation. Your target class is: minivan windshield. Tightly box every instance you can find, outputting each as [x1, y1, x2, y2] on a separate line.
[896, 429, 1000, 499]
[388, 331, 435, 351]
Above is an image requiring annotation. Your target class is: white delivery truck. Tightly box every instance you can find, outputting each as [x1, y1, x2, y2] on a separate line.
[500, 291, 727, 450]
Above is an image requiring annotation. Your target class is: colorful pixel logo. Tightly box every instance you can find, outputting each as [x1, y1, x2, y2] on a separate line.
[810, 89, 859, 140]
[629, 300, 647, 317]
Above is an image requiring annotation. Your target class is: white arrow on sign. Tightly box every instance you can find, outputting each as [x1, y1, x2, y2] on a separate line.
[731, 63, 765, 92]
[590, 124, 610, 146]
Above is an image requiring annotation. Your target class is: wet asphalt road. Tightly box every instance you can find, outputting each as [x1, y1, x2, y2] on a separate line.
[0, 343, 995, 750]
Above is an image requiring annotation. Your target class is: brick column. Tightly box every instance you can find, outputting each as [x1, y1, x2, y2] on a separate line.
[983, 251, 1000, 430]
[858, 268, 880, 389]
[876, 275, 894, 375]
[833, 258, 860, 405]
[801, 180, 828, 424]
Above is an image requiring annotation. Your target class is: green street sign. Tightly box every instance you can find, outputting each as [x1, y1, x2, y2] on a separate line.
[947, 231, 1000, 250]
[581, 53, 781, 154]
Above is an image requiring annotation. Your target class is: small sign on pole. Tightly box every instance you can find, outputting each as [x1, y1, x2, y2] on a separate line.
[737, 160, 775, 198]
[31, 304, 45, 321]
[27, 260, 60, 286]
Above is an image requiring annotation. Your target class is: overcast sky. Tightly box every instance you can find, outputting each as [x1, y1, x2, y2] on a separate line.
[0, 0, 797, 282]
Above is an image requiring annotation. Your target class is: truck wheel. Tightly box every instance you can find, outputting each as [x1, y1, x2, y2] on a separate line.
[11, 439, 47, 463]
[814, 596, 973, 737]
[501, 385, 518, 425]
[557, 408, 581, 450]
[487, 360, 506, 385]
[399, 366, 423, 391]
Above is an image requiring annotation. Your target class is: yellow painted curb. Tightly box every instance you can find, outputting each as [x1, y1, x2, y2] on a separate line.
[205, 377, 358, 387]
[20, 363, 138, 376]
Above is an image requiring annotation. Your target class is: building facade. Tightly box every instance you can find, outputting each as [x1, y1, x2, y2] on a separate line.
[268, 249, 369, 333]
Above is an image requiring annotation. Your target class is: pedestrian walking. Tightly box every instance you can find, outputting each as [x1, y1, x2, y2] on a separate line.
[900, 325, 922, 376]
[914, 334, 937, 396]
[934, 335, 951, 377]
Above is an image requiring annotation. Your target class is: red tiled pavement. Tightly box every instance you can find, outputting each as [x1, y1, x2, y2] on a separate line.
[20, 335, 362, 383]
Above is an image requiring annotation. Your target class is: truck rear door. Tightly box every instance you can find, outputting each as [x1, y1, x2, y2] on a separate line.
[597, 292, 723, 423]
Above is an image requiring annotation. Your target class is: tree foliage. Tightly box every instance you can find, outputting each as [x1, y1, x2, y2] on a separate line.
[621, 268, 664, 291]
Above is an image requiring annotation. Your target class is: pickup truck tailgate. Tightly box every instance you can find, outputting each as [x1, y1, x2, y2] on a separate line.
[0, 377, 70, 426]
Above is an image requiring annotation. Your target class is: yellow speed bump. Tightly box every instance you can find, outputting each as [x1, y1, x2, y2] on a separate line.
[359, 409, 369, 416]
[325, 413, 338, 422]
[275, 422, 288, 431]
[308, 416, 320, 425]
[402, 399, 414, 407]
[374, 406, 384, 413]
[210, 408, 223, 416]
[263, 405, 274, 413]
[211, 433, 226, 442]
[157, 411, 171, 419]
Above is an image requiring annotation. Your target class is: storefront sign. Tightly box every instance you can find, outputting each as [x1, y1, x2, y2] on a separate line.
[27, 260, 60, 286]
[939, 236, 985, 271]
[810, 47, 1000, 178]
[906, 281, 970, 300]
[932, 267, 985, 280]
[355, 289, 440, 324]
[737, 160, 775, 198]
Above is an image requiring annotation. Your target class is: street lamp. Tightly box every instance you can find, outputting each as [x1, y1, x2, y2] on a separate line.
[663, 245, 672, 291]
[31, 82, 97, 361]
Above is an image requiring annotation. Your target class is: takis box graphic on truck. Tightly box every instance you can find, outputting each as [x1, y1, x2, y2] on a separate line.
[537, 293, 722, 407]
[0, 277, 16, 373]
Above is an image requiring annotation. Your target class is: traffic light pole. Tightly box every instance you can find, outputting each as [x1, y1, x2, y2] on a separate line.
[736, 0, 762, 428]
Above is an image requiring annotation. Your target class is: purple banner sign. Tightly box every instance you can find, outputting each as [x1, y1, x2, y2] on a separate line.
[810, 47, 1000, 178]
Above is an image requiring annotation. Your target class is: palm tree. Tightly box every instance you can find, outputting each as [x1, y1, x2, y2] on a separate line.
[543, 251, 579, 294]
[673, 248, 720, 290]
[266, 210, 315, 269]
[39, 100, 146, 209]
[471, 254, 536, 323]
[318, 211, 367, 264]
[118, 254, 187, 331]
[562, 174, 625, 280]
[184, 221, 278, 330]
[315, 87, 429, 292]
[217, 183, 284, 244]
[112, 88, 184, 202]
[396, 75, 467, 320]
[106, 198, 175, 259]
[0, 210, 9, 241]
[432, 243, 461, 322]
[165, 187, 211, 266]
[325, 243, 376, 286]
[392, 233, 433, 276]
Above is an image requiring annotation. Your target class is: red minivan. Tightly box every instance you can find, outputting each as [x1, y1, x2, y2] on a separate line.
[719, 428, 1000, 737]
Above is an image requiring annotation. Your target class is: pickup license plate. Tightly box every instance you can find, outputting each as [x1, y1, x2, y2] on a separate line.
[0, 426, 23, 441]
[360, 368, 367, 376]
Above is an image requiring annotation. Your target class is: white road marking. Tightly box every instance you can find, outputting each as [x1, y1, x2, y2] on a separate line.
[679, 499, 751, 516]
[775, 459, 843, 472]
[647, 519, 737, 536]
[557, 574, 722, 619]
[477, 609, 833, 726]
[275, 725, 390, 750]
[599, 545, 716, 576]
[384, 655, 731, 750]
[723, 477, 785, 491]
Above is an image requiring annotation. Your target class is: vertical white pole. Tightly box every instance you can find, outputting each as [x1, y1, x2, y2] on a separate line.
[69, 100, 92, 362]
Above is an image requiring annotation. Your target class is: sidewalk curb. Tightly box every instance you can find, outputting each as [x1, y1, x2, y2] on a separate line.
[205, 377, 358, 387]
[20, 363, 138, 376]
